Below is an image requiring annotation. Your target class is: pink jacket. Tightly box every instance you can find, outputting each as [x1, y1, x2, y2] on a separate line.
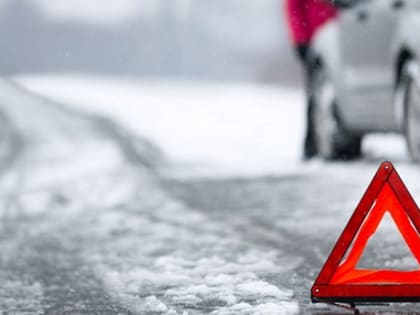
[285, 0, 338, 45]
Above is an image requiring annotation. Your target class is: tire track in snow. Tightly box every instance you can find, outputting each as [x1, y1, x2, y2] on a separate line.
[0, 79, 156, 314]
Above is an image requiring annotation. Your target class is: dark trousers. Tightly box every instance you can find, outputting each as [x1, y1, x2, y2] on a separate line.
[304, 98, 316, 158]
[303, 58, 317, 159]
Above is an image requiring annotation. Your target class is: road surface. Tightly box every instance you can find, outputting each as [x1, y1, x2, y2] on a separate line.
[1, 79, 420, 314]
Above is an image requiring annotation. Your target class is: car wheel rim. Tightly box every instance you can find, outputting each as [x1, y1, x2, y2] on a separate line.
[313, 70, 337, 159]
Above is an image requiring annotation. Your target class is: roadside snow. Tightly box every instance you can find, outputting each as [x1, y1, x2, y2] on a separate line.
[16, 75, 305, 178]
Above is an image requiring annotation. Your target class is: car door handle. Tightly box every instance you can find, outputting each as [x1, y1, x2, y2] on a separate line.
[393, 0, 405, 10]
[357, 10, 368, 22]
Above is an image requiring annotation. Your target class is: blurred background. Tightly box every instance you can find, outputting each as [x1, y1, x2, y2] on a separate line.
[0, 1, 416, 314]
[1, 0, 300, 84]
[9, 0, 315, 174]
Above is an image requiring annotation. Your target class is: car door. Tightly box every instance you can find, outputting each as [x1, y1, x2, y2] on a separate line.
[337, 0, 402, 131]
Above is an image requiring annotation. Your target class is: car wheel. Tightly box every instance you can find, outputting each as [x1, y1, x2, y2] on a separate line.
[311, 65, 362, 160]
[402, 60, 420, 162]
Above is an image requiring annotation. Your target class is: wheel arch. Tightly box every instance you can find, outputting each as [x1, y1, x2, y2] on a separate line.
[395, 48, 414, 88]
[394, 48, 419, 130]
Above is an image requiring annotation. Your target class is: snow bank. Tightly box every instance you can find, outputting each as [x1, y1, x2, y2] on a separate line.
[17, 75, 306, 177]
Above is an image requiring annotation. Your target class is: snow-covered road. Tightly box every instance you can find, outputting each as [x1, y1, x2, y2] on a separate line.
[2, 77, 420, 314]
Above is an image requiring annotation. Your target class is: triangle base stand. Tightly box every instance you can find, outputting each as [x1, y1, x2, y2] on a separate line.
[322, 301, 360, 314]
[318, 300, 392, 315]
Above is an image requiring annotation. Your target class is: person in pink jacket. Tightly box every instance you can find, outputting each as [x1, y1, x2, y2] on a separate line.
[285, 0, 338, 158]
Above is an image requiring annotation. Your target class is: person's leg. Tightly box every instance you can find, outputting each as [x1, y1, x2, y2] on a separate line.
[304, 97, 317, 159]
[303, 59, 317, 159]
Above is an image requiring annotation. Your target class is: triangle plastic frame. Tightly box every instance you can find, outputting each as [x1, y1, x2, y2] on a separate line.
[312, 161, 420, 303]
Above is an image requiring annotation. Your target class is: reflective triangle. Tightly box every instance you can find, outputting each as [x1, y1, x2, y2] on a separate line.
[312, 161, 420, 303]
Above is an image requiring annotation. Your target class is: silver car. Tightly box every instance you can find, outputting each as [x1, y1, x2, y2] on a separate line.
[309, 0, 420, 160]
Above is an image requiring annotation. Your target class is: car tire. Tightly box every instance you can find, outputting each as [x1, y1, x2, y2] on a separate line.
[401, 59, 420, 162]
[311, 64, 362, 160]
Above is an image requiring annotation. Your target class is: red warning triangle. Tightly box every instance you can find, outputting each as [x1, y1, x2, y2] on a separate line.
[312, 161, 420, 303]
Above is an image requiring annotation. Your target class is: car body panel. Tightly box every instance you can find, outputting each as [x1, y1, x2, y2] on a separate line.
[311, 0, 409, 133]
